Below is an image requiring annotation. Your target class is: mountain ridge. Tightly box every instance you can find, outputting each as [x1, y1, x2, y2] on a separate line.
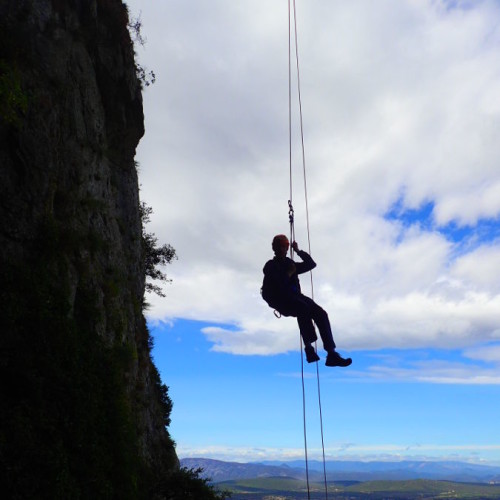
[180, 457, 500, 484]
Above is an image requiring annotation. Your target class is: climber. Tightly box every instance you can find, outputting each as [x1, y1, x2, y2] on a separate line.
[262, 234, 352, 367]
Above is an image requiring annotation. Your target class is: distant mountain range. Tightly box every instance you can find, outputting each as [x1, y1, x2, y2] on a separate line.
[180, 457, 500, 484]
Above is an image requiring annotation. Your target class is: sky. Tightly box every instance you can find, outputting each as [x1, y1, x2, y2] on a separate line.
[125, 0, 500, 465]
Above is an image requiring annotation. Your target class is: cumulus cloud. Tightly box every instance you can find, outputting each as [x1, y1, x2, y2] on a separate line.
[128, 0, 500, 355]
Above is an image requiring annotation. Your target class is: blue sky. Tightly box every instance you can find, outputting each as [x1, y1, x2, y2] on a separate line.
[127, 0, 500, 464]
[150, 319, 500, 464]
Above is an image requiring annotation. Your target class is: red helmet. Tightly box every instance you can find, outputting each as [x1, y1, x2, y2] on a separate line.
[272, 234, 289, 251]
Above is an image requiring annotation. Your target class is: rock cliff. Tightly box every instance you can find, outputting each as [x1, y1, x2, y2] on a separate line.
[0, 1, 178, 497]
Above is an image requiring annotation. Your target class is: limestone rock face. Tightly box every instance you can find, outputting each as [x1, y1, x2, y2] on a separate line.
[0, 1, 178, 497]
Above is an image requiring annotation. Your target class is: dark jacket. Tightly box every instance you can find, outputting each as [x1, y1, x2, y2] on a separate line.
[262, 249, 316, 308]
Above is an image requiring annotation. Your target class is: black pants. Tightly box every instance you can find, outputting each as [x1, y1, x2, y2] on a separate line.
[276, 294, 336, 352]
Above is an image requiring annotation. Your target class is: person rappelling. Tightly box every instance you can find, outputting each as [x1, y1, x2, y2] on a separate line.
[262, 234, 352, 367]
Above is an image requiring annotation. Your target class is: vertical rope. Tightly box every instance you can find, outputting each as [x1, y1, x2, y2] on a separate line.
[288, 0, 293, 215]
[290, 0, 328, 498]
[299, 335, 311, 500]
[289, 2, 309, 497]
[315, 359, 329, 498]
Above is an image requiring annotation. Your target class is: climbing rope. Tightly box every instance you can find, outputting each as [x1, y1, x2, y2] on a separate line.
[287, 1, 328, 498]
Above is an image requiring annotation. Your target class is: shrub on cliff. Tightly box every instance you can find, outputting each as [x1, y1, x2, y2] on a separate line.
[140, 201, 177, 298]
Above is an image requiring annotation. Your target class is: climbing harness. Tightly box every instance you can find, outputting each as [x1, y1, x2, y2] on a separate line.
[287, 1, 329, 498]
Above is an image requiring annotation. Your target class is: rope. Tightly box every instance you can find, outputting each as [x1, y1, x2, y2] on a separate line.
[299, 332, 311, 499]
[288, 1, 328, 498]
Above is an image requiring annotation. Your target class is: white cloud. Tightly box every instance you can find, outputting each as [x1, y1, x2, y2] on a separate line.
[435, 182, 500, 226]
[365, 361, 500, 385]
[128, 0, 500, 355]
[175, 443, 500, 464]
[463, 344, 500, 363]
[336, 348, 500, 385]
[451, 245, 500, 292]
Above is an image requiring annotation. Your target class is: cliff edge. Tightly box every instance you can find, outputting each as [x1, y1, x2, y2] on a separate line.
[0, 1, 178, 497]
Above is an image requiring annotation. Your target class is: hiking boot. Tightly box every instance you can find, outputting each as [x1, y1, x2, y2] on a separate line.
[325, 351, 352, 367]
[304, 345, 320, 363]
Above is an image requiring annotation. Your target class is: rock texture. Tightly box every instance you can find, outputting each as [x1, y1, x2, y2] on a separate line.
[0, 1, 178, 497]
